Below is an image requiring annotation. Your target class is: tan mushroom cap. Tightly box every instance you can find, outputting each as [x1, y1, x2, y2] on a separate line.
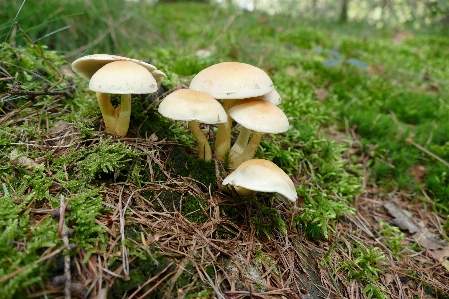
[151, 69, 167, 84]
[89, 61, 158, 94]
[158, 89, 227, 124]
[189, 62, 274, 99]
[71, 54, 166, 81]
[222, 159, 297, 201]
[228, 98, 289, 133]
[254, 89, 281, 105]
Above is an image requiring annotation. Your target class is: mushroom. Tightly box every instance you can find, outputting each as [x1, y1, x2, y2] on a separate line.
[222, 159, 297, 202]
[227, 98, 289, 169]
[72, 54, 166, 136]
[189, 62, 274, 161]
[230, 88, 282, 157]
[158, 89, 227, 161]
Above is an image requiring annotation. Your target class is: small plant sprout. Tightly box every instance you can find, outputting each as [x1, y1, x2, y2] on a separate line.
[227, 98, 289, 169]
[71, 54, 166, 136]
[222, 159, 297, 201]
[189, 62, 274, 161]
[158, 89, 227, 161]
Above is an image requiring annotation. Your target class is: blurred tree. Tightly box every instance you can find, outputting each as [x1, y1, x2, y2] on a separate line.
[427, 0, 449, 26]
[157, 0, 210, 2]
[339, 0, 349, 22]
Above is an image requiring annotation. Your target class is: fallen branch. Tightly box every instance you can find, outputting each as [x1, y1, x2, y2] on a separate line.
[59, 195, 72, 299]
[7, 81, 74, 100]
[406, 137, 449, 168]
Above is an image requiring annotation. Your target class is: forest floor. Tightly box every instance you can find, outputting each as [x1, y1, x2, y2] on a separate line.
[1, 1, 449, 298]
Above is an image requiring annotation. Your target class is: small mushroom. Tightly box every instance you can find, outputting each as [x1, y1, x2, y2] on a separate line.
[72, 54, 166, 136]
[230, 88, 282, 156]
[227, 98, 289, 169]
[158, 89, 227, 161]
[222, 159, 297, 202]
[189, 62, 274, 161]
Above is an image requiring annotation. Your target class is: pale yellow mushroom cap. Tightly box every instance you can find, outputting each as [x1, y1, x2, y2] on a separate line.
[89, 61, 158, 94]
[158, 89, 227, 124]
[151, 69, 167, 84]
[255, 89, 281, 105]
[71, 54, 163, 80]
[189, 62, 274, 99]
[228, 98, 289, 133]
[222, 159, 297, 201]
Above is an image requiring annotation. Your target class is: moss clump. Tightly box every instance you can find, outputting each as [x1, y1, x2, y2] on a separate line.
[169, 146, 217, 190]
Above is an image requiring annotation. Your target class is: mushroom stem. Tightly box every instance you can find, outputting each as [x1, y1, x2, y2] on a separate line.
[230, 126, 252, 158]
[214, 100, 236, 161]
[230, 131, 262, 170]
[115, 94, 132, 136]
[188, 120, 212, 161]
[96, 92, 117, 133]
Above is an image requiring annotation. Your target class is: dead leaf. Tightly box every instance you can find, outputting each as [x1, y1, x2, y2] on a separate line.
[384, 201, 449, 272]
[392, 31, 413, 44]
[47, 120, 70, 137]
[410, 164, 426, 183]
[314, 88, 328, 102]
[286, 66, 298, 77]
[10, 149, 40, 169]
[367, 63, 385, 76]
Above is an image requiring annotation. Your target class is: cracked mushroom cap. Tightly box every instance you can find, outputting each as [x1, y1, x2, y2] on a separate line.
[228, 98, 289, 133]
[222, 159, 297, 201]
[158, 89, 227, 124]
[71, 54, 166, 82]
[189, 62, 274, 99]
[89, 60, 158, 94]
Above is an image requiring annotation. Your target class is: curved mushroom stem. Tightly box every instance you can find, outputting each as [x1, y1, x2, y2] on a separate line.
[214, 100, 237, 161]
[188, 120, 212, 161]
[115, 94, 131, 136]
[230, 126, 252, 158]
[230, 131, 262, 170]
[96, 92, 117, 133]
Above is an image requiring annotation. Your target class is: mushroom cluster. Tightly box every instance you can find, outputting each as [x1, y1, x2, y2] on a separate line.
[157, 62, 297, 200]
[71, 54, 166, 136]
[188, 61, 289, 169]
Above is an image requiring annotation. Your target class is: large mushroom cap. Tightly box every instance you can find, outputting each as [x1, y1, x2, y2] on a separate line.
[222, 159, 297, 201]
[158, 89, 227, 124]
[228, 98, 289, 133]
[189, 62, 274, 99]
[89, 61, 158, 94]
[71, 54, 165, 81]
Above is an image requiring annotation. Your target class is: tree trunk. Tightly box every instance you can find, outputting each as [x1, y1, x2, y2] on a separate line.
[339, 0, 349, 23]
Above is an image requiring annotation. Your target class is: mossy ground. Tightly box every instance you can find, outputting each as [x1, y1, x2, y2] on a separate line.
[1, 1, 449, 298]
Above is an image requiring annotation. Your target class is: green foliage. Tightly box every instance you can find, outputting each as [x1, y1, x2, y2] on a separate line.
[378, 220, 406, 257]
[295, 193, 355, 239]
[0, 192, 59, 298]
[0, 42, 66, 95]
[322, 242, 389, 299]
[363, 283, 389, 299]
[250, 198, 287, 239]
[75, 138, 142, 182]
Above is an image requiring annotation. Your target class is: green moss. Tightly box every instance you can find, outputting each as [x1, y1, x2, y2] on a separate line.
[169, 146, 217, 190]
